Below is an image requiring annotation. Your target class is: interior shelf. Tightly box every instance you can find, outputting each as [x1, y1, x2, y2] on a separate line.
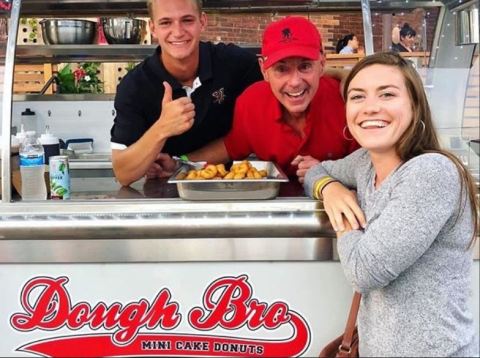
[3, 44, 260, 64]
[12, 93, 115, 101]
[11, 44, 158, 64]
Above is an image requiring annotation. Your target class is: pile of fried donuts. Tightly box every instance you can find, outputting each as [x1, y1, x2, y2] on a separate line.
[176, 160, 268, 180]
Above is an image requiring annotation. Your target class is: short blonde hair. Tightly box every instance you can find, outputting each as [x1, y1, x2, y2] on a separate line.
[147, 0, 203, 19]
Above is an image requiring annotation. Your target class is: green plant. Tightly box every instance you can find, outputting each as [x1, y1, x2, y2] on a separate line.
[56, 64, 76, 93]
[56, 63, 104, 94]
[125, 62, 137, 72]
[20, 18, 39, 43]
[28, 18, 38, 43]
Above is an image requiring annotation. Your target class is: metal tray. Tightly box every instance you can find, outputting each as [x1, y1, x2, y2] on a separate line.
[168, 160, 289, 200]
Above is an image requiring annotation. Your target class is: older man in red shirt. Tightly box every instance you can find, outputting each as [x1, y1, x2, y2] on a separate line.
[188, 16, 358, 182]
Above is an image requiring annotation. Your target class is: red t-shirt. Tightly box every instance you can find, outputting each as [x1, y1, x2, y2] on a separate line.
[224, 76, 359, 176]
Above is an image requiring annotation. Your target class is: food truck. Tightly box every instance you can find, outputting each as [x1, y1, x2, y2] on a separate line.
[0, 0, 478, 356]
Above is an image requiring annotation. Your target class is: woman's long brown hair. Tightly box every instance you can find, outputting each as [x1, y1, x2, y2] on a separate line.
[343, 52, 478, 248]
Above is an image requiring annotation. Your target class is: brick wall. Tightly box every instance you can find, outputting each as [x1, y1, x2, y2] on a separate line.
[200, 7, 440, 54]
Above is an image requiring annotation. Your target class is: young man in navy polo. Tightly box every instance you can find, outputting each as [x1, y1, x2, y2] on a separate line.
[188, 16, 358, 182]
[110, 0, 262, 186]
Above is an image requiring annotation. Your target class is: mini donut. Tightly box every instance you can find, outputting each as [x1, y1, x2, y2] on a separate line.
[242, 160, 252, 169]
[186, 170, 198, 180]
[200, 164, 218, 179]
[230, 163, 240, 172]
[216, 164, 228, 177]
[258, 169, 268, 178]
[223, 171, 235, 180]
[235, 163, 249, 175]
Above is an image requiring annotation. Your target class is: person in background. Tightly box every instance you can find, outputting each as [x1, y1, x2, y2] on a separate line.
[304, 52, 479, 357]
[336, 34, 359, 54]
[185, 16, 358, 182]
[392, 23, 416, 52]
[110, 0, 263, 186]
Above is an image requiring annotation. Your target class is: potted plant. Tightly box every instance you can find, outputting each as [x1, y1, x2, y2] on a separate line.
[56, 62, 104, 94]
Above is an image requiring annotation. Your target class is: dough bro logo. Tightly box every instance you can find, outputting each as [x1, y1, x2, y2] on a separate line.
[10, 275, 311, 357]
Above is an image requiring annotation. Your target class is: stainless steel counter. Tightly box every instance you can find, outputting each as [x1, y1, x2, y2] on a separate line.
[0, 178, 336, 263]
[1, 177, 478, 263]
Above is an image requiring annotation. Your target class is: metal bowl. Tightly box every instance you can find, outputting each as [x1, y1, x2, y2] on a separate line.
[101, 17, 147, 45]
[40, 19, 97, 45]
[469, 139, 480, 156]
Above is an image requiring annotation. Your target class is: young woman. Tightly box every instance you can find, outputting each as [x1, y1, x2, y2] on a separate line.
[336, 33, 359, 54]
[305, 52, 478, 357]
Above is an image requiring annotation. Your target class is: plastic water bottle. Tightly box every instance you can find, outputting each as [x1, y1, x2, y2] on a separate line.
[19, 132, 47, 200]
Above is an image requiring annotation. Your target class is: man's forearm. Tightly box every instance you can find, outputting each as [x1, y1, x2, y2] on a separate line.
[112, 130, 167, 186]
[188, 138, 231, 164]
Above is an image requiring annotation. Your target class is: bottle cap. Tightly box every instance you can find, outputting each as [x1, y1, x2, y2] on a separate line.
[21, 108, 36, 116]
[39, 125, 59, 145]
[16, 124, 27, 142]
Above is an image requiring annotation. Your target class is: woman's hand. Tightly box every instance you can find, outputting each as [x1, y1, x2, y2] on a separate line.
[336, 217, 353, 239]
[291, 155, 320, 183]
[322, 181, 366, 232]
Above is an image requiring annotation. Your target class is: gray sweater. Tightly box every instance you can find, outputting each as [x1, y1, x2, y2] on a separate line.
[305, 148, 478, 357]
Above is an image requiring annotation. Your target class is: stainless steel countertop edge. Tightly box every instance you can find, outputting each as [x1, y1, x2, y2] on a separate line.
[0, 198, 477, 261]
[0, 197, 321, 214]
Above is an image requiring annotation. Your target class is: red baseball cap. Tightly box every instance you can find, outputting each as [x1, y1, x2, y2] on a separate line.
[261, 16, 323, 69]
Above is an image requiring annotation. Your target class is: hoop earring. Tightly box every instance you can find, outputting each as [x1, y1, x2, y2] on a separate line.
[343, 126, 354, 141]
[419, 119, 426, 134]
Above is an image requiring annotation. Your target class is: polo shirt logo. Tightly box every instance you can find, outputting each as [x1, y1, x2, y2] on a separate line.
[212, 87, 226, 104]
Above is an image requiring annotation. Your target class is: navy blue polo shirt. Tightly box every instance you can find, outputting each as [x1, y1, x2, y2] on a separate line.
[110, 42, 262, 155]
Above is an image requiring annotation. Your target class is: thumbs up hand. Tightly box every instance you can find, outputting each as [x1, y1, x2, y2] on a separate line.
[156, 81, 195, 138]
[162, 80, 173, 106]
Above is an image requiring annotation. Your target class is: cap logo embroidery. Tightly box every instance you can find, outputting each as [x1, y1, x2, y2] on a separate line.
[281, 27, 293, 42]
[212, 87, 226, 104]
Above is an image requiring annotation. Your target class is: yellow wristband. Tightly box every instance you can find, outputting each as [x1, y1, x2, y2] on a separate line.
[319, 179, 339, 200]
[313, 176, 333, 200]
